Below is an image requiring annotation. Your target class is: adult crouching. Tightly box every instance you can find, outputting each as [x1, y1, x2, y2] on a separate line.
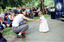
[11, 8, 39, 38]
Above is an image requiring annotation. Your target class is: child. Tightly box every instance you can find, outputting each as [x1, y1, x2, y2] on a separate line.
[38, 12, 49, 33]
[5, 12, 15, 27]
[11, 12, 15, 20]
[0, 22, 7, 42]
[0, 17, 6, 28]
[0, 33, 7, 42]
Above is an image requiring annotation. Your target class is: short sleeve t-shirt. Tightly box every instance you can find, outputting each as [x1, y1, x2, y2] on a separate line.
[12, 14, 24, 27]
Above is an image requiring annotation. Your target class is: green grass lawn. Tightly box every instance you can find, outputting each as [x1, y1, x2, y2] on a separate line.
[3, 27, 17, 36]
[3, 14, 50, 36]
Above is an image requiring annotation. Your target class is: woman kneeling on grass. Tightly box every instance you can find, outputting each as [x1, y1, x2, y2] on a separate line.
[12, 8, 39, 38]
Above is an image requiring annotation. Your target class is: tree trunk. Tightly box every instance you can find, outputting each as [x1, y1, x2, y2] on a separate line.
[40, 0, 43, 13]
[40, 0, 45, 14]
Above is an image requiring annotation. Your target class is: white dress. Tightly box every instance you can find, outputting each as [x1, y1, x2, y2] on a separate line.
[39, 16, 49, 32]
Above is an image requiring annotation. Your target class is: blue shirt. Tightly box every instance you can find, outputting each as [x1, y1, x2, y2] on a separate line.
[0, 22, 4, 31]
[26, 9, 30, 13]
[4, 13, 10, 21]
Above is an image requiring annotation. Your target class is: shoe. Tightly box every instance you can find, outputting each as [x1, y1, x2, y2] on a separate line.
[21, 33, 26, 39]
[17, 35, 21, 38]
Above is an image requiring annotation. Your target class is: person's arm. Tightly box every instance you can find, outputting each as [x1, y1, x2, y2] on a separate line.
[8, 15, 13, 20]
[37, 19, 42, 23]
[5, 15, 8, 18]
[22, 20, 26, 24]
[5, 14, 8, 18]
[22, 16, 37, 21]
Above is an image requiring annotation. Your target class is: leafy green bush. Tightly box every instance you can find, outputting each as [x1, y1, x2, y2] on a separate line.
[22, 0, 55, 8]
[44, 0, 55, 7]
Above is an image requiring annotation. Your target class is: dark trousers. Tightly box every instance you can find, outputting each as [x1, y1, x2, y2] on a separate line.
[12, 24, 29, 34]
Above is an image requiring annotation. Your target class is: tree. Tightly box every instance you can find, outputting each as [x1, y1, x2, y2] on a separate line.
[40, 0, 45, 14]
[0, 0, 23, 7]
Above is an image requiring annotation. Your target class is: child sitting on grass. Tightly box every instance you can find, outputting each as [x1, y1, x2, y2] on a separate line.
[0, 22, 7, 42]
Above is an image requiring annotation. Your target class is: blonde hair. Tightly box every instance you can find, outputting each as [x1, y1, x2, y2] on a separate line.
[38, 12, 43, 16]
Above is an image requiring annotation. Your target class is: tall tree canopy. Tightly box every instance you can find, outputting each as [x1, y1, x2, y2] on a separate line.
[0, 0, 23, 7]
[0, 0, 54, 7]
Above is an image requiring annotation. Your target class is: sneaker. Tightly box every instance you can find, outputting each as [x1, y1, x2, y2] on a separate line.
[17, 35, 21, 38]
[21, 33, 26, 39]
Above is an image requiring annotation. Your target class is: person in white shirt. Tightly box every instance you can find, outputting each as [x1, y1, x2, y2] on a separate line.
[12, 8, 39, 38]
[0, 12, 5, 19]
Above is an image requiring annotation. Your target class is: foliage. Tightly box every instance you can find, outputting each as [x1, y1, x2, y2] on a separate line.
[44, 0, 55, 7]
[22, 0, 40, 8]
[22, 0, 55, 8]
[0, 0, 23, 7]
[0, 0, 55, 8]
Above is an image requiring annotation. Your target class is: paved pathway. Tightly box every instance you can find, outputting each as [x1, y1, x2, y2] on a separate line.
[4, 17, 64, 42]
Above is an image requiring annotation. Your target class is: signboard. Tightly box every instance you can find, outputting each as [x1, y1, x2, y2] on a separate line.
[54, 0, 63, 19]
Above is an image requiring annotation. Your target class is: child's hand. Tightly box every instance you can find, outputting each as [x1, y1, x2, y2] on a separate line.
[37, 19, 41, 22]
[22, 20, 26, 24]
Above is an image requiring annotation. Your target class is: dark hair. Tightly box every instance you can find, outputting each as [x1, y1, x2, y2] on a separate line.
[20, 8, 26, 14]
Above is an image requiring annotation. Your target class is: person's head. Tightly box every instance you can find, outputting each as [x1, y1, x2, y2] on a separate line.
[37, 7, 38, 10]
[38, 12, 43, 17]
[1, 12, 4, 14]
[32, 7, 35, 9]
[11, 12, 15, 16]
[51, 7, 53, 9]
[7, 10, 9, 13]
[18, 6, 21, 9]
[9, 9, 12, 10]
[20, 8, 26, 15]
[4, 11, 6, 13]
